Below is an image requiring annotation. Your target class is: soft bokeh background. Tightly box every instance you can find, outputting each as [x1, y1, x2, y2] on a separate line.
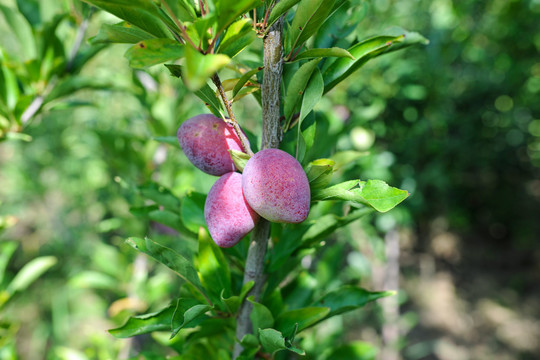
[1, 0, 539, 359]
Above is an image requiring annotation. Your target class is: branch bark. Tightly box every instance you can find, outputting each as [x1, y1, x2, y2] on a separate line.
[233, 9, 284, 359]
[261, 19, 284, 150]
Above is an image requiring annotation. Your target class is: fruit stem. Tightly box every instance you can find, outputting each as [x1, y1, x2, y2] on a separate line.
[211, 74, 254, 156]
[233, 5, 284, 358]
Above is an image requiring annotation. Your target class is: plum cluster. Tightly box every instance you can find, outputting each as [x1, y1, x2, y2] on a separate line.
[177, 114, 310, 247]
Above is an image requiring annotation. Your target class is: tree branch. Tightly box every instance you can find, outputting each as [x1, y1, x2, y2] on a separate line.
[261, 13, 284, 150]
[233, 7, 283, 358]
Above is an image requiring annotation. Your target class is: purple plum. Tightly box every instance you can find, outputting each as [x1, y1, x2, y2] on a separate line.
[204, 172, 259, 247]
[177, 114, 246, 176]
[242, 149, 310, 223]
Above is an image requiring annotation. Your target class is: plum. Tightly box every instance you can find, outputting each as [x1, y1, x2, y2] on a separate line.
[242, 149, 310, 223]
[177, 114, 246, 176]
[204, 172, 260, 248]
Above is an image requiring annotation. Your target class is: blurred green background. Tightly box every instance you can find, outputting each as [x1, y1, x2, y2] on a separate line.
[1, 0, 539, 359]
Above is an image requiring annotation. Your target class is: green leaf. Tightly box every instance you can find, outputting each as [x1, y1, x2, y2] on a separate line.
[1, 132, 33, 142]
[198, 228, 232, 304]
[241, 333, 259, 348]
[281, 271, 317, 310]
[298, 66, 323, 124]
[259, 328, 305, 356]
[239, 333, 260, 358]
[162, 0, 197, 22]
[311, 179, 358, 200]
[45, 77, 114, 102]
[139, 182, 180, 211]
[267, 0, 302, 28]
[218, 18, 257, 58]
[153, 136, 178, 146]
[125, 39, 184, 68]
[69, 271, 118, 290]
[232, 66, 263, 98]
[275, 307, 330, 335]
[0, 241, 18, 285]
[324, 341, 377, 360]
[181, 191, 206, 234]
[228, 149, 251, 173]
[171, 298, 212, 338]
[311, 179, 409, 212]
[284, 58, 321, 126]
[0, 60, 19, 111]
[331, 150, 368, 169]
[248, 297, 274, 331]
[165, 65, 224, 117]
[221, 280, 254, 314]
[89, 22, 155, 44]
[0, 4, 37, 61]
[306, 158, 335, 189]
[358, 180, 410, 212]
[215, 0, 259, 33]
[269, 207, 372, 274]
[109, 305, 175, 338]
[292, 47, 354, 62]
[301, 112, 317, 155]
[82, 0, 174, 39]
[130, 204, 159, 217]
[184, 46, 230, 91]
[148, 209, 189, 233]
[296, 126, 307, 162]
[322, 35, 394, 92]
[287, 0, 338, 54]
[188, 14, 217, 50]
[126, 237, 209, 303]
[6, 256, 57, 294]
[323, 30, 428, 92]
[312, 286, 394, 319]
[300, 208, 372, 247]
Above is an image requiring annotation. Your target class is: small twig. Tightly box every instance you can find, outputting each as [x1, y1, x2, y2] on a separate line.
[259, 1, 279, 37]
[211, 74, 254, 156]
[20, 96, 44, 125]
[288, 43, 305, 62]
[199, 0, 205, 16]
[262, 5, 272, 30]
[167, 24, 185, 44]
[67, 8, 94, 72]
[286, 8, 318, 60]
[207, 33, 220, 54]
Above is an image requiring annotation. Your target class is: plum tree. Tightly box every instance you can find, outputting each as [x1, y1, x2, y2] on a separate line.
[177, 114, 246, 176]
[84, 0, 423, 356]
[204, 172, 260, 248]
[242, 149, 310, 224]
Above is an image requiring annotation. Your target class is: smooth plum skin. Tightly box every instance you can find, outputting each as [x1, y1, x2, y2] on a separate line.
[204, 172, 260, 248]
[242, 149, 310, 223]
[177, 114, 245, 176]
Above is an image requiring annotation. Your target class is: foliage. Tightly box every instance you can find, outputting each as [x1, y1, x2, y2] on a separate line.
[0, 1, 111, 141]
[16, 0, 538, 359]
[54, 0, 425, 357]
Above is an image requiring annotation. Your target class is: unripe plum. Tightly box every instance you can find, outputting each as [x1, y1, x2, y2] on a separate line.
[177, 114, 246, 176]
[204, 172, 260, 248]
[242, 149, 310, 223]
